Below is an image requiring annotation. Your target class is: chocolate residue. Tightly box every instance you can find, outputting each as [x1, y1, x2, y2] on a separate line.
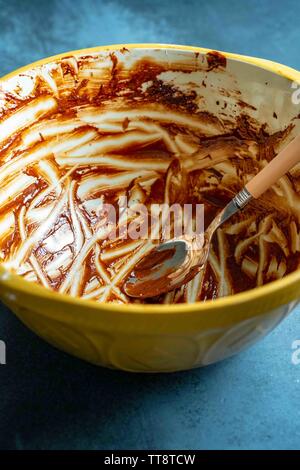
[61, 61, 76, 77]
[0, 50, 298, 305]
[105, 52, 122, 97]
[83, 56, 205, 116]
[122, 117, 130, 131]
[145, 79, 198, 113]
[93, 58, 166, 102]
[237, 100, 257, 111]
[206, 51, 227, 70]
[75, 79, 89, 95]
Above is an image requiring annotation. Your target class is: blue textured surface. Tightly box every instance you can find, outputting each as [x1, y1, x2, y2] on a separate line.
[1, 0, 300, 450]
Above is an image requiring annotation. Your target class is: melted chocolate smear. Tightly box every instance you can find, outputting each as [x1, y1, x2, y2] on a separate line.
[206, 51, 227, 70]
[0, 52, 298, 304]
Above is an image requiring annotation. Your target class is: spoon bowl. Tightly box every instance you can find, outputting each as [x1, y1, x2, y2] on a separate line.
[123, 239, 200, 298]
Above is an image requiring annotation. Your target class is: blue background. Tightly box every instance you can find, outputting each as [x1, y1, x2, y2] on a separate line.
[0, 0, 300, 450]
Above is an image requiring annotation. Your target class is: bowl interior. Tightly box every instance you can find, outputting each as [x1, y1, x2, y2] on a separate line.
[0, 46, 300, 306]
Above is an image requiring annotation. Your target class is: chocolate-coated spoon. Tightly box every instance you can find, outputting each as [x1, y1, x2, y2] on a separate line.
[123, 134, 300, 299]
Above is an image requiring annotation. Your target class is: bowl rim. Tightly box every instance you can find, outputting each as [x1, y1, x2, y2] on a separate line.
[1, 42, 300, 316]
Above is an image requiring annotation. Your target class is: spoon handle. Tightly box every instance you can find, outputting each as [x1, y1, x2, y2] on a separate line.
[215, 187, 252, 228]
[211, 135, 300, 230]
[245, 134, 300, 199]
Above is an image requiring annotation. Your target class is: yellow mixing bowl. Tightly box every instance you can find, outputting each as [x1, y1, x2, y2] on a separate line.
[1, 44, 300, 372]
